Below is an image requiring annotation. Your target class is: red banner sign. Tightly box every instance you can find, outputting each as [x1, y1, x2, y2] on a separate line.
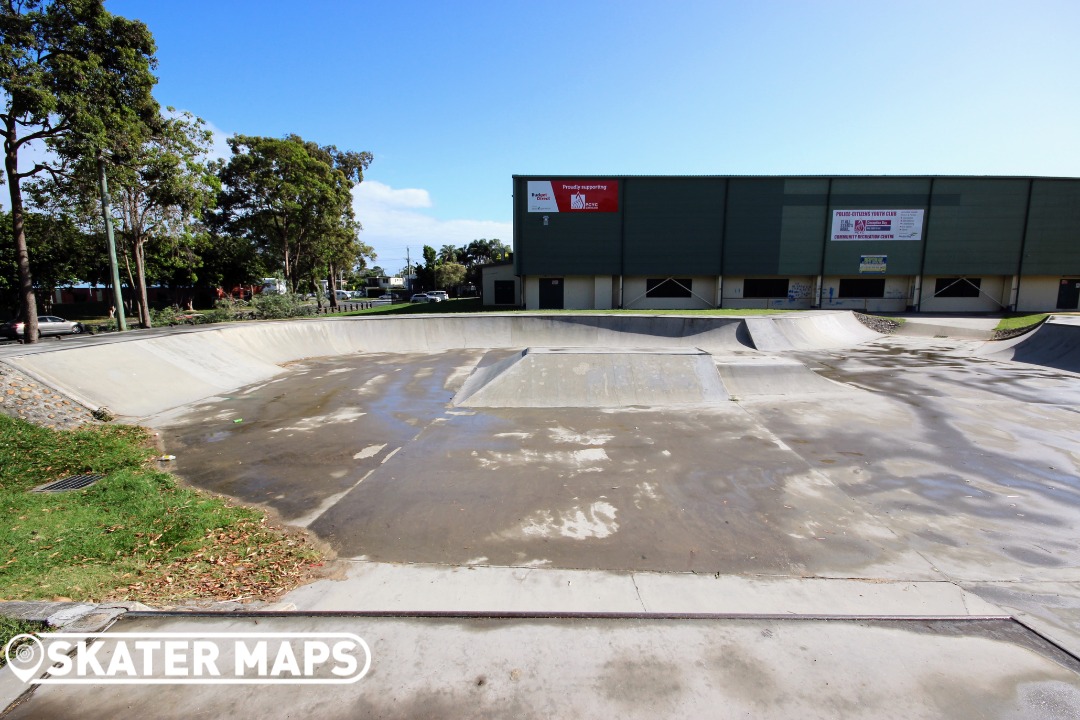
[527, 180, 619, 212]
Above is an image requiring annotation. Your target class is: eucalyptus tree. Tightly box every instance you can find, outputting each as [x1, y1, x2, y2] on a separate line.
[215, 134, 373, 297]
[38, 109, 219, 327]
[0, 0, 157, 341]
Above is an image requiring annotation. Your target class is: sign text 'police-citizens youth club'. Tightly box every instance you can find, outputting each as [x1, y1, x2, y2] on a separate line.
[831, 209, 924, 241]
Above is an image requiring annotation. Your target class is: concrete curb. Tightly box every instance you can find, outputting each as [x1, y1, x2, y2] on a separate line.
[1, 601, 151, 713]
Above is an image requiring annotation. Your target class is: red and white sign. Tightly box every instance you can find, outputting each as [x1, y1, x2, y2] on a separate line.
[527, 180, 619, 213]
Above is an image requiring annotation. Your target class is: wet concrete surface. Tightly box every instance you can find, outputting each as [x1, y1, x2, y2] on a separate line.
[158, 336, 1080, 591]
[161, 348, 936, 577]
[9, 330, 1080, 717]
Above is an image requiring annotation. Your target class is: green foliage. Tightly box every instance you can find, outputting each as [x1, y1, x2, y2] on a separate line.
[0, 210, 105, 315]
[434, 261, 466, 290]
[214, 134, 374, 292]
[0, 414, 312, 602]
[34, 107, 221, 328]
[251, 292, 316, 319]
[0, 617, 48, 668]
[1, 0, 159, 337]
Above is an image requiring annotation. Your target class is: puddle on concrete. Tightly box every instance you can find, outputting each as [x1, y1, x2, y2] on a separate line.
[155, 342, 1080, 582]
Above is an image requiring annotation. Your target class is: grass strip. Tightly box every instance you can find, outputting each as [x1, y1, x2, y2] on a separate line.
[994, 313, 1048, 332]
[0, 616, 48, 668]
[0, 415, 322, 606]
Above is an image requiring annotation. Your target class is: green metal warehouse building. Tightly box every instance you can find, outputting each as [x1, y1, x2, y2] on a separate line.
[507, 175, 1080, 313]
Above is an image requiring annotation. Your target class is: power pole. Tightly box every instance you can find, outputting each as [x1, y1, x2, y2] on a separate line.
[97, 152, 127, 331]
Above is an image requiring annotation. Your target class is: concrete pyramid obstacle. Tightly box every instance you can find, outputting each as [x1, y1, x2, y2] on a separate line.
[453, 347, 730, 408]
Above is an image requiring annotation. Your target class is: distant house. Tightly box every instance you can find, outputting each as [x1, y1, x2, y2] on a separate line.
[365, 276, 405, 290]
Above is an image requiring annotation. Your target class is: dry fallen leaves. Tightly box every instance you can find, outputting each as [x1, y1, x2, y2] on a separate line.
[106, 520, 325, 606]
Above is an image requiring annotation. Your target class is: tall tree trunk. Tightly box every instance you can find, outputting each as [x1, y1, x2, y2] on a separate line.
[328, 264, 338, 308]
[121, 249, 138, 317]
[283, 231, 292, 290]
[134, 238, 152, 328]
[4, 117, 38, 343]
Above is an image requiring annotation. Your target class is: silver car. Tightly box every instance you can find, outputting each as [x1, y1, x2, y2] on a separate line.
[1, 316, 85, 339]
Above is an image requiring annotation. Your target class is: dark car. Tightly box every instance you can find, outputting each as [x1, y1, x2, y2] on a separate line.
[0, 316, 85, 340]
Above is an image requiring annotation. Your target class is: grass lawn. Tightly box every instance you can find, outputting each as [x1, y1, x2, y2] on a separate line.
[0, 415, 322, 608]
[994, 313, 1049, 332]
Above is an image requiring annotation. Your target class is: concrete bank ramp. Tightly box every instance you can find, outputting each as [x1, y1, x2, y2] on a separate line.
[715, 356, 855, 397]
[454, 348, 730, 407]
[744, 312, 881, 352]
[979, 315, 1080, 374]
[0, 312, 875, 418]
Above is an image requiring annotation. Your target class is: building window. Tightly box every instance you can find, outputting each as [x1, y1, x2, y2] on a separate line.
[743, 278, 789, 298]
[646, 278, 692, 298]
[934, 277, 981, 298]
[838, 278, 886, 298]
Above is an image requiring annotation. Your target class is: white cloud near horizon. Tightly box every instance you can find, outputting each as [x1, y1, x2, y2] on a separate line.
[352, 180, 511, 273]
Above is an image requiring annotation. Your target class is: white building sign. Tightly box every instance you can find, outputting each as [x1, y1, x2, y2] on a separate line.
[831, 209, 924, 241]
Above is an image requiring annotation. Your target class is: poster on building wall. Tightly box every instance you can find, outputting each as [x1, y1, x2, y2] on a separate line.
[831, 209, 924, 241]
[859, 255, 887, 274]
[527, 180, 619, 212]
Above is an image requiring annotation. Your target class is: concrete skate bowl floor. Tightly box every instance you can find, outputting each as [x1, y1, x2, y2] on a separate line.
[3, 311, 1080, 577]
[6, 311, 1080, 705]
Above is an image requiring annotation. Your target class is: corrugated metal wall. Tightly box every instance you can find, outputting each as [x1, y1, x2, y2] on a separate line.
[623, 177, 725, 275]
[1023, 179, 1080, 275]
[514, 175, 1080, 279]
[923, 178, 1027, 275]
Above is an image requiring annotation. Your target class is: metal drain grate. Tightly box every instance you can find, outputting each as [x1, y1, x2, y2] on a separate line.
[32, 474, 104, 493]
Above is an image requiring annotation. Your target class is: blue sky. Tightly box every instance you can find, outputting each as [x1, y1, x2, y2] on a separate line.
[100, 0, 1080, 274]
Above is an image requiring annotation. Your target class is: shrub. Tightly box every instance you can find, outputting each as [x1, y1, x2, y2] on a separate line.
[251, 292, 316, 319]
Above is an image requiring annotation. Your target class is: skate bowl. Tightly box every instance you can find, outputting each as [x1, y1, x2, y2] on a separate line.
[6, 310, 1080, 716]
[1, 311, 874, 418]
[979, 315, 1080, 374]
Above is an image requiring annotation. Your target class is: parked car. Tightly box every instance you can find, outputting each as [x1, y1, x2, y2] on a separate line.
[378, 294, 395, 301]
[410, 293, 435, 303]
[426, 290, 449, 302]
[1, 316, 85, 339]
[328, 289, 351, 301]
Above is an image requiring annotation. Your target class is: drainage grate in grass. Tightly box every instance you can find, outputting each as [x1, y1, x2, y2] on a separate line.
[32, 474, 104, 493]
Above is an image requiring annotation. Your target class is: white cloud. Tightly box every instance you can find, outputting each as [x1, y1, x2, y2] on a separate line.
[356, 180, 431, 210]
[164, 108, 232, 164]
[352, 180, 511, 273]
[202, 117, 233, 164]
